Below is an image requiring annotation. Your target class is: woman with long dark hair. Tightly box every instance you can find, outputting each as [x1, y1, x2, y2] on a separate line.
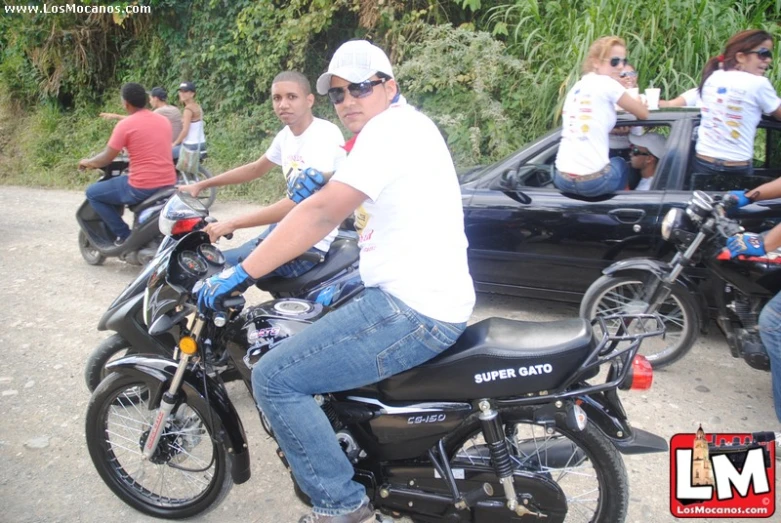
[554, 36, 649, 197]
[694, 29, 781, 177]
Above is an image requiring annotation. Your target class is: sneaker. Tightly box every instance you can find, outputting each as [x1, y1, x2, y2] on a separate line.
[298, 500, 375, 523]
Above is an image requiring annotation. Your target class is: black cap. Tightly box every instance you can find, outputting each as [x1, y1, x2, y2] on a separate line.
[149, 86, 167, 101]
[177, 81, 196, 93]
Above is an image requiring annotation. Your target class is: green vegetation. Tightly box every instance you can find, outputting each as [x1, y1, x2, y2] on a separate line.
[1, 0, 780, 201]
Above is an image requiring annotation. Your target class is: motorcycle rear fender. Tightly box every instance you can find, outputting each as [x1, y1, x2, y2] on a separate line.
[602, 257, 709, 334]
[105, 354, 251, 484]
[578, 393, 668, 454]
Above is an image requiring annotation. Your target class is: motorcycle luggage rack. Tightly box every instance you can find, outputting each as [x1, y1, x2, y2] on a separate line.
[495, 313, 664, 407]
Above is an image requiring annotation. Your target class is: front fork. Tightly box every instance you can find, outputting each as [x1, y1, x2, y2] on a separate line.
[644, 231, 707, 314]
[142, 316, 204, 460]
[478, 400, 546, 518]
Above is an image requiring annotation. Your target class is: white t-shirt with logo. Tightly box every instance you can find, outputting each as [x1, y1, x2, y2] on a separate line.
[331, 104, 475, 323]
[556, 73, 626, 175]
[265, 118, 346, 252]
[696, 70, 781, 161]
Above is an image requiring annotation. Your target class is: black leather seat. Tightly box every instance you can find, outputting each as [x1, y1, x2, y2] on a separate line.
[377, 317, 596, 401]
[257, 238, 360, 294]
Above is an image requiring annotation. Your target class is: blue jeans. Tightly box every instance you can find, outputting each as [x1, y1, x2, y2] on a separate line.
[252, 288, 466, 516]
[222, 224, 322, 279]
[554, 157, 628, 197]
[758, 291, 781, 423]
[85, 175, 162, 240]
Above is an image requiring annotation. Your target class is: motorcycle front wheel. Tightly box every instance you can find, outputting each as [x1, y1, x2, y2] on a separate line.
[78, 229, 106, 265]
[580, 274, 699, 368]
[450, 412, 627, 523]
[85, 373, 233, 519]
[177, 165, 216, 209]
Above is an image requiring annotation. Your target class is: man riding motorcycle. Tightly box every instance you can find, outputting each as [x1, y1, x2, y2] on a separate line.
[195, 40, 475, 523]
[728, 185, 781, 425]
[178, 71, 346, 276]
[78, 82, 176, 245]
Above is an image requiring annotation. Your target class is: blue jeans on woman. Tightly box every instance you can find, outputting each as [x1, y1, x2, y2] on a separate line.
[758, 291, 781, 423]
[553, 157, 628, 197]
[85, 175, 163, 240]
[252, 288, 466, 516]
[222, 223, 323, 278]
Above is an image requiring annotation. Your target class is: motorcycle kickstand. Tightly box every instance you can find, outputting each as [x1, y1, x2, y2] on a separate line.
[477, 400, 547, 519]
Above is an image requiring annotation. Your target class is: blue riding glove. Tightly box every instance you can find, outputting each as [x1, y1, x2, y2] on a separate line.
[195, 264, 256, 313]
[726, 190, 753, 208]
[288, 167, 326, 204]
[726, 233, 766, 258]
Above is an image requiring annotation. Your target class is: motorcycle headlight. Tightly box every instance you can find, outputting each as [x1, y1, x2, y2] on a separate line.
[661, 208, 684, 240]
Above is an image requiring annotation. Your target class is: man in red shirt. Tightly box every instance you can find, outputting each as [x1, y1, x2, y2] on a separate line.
[79, 82, 177, 244]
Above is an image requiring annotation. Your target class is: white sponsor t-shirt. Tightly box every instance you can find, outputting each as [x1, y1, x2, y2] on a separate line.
[332, 104, 475, 323]
[265, 118, 346, 252]
[556, 73, 626, 175]
[696, 70, 781, 161]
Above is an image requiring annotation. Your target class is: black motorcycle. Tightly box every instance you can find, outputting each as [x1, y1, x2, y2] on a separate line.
[85, 196, 667, 522]
[581, 190, 779, 370]
[84, 193, 362, 392]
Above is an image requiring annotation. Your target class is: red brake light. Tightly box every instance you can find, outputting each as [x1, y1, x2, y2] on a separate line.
[171, 218, 202, 236]
[628, 354, 653, 390]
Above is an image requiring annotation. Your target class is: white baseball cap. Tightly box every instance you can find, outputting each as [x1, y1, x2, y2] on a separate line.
[629, 131, 667, 159]
[316, 40, 394, 95]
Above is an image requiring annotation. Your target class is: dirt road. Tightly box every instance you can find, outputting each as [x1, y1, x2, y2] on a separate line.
[0, 186, 775, 523]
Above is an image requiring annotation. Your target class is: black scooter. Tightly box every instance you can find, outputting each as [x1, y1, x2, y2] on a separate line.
[76, 155, 175, 266]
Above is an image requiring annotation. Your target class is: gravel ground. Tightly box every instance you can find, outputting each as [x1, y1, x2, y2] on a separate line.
[0, 185, 776, 523]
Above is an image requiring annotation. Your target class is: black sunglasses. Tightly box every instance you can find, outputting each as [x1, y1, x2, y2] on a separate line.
[746, 47, 773, 60]
[619, 71, 638, 78]
[608, 57, 629, 67]
[327, 79, 385, 105]
[630, 147, 652, 157]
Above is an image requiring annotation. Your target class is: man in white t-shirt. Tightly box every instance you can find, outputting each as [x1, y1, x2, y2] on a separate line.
[195, 40, 475, 522]
[179, 71, 345, 276]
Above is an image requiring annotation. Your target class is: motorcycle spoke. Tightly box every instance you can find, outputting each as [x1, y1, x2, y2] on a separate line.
[99, 382, 219, 506]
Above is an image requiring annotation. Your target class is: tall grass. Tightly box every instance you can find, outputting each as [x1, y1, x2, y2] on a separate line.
[486, 0, 781, 136]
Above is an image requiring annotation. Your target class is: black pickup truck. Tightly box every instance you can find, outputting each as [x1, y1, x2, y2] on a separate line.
[460, 108, 781, 302]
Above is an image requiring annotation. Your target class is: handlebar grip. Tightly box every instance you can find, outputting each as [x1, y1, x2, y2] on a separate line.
[222, 296, 245, 309]
[224, 233, 233, 240]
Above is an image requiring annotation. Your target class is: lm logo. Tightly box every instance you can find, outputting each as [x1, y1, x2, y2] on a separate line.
[670, 426, 775, 518]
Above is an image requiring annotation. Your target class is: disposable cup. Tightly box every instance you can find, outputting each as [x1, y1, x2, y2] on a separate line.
[645, 88, 661, 110]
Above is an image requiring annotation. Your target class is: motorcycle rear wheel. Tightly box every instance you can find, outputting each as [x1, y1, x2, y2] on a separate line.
[86, 373, 233, 519]
[449, 412, 627, 523]
[177, 165, 216, 209]
[580, 274, 699, 368]
[79, 230, 106, 265]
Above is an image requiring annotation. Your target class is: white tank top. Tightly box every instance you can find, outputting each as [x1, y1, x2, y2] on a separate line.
[184, 119, 205, 145]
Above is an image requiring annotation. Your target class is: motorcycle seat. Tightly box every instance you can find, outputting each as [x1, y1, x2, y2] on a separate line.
[128, 188, 176, 214]
[257, 238, 360, 294]
[376, 317, 596, 402]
